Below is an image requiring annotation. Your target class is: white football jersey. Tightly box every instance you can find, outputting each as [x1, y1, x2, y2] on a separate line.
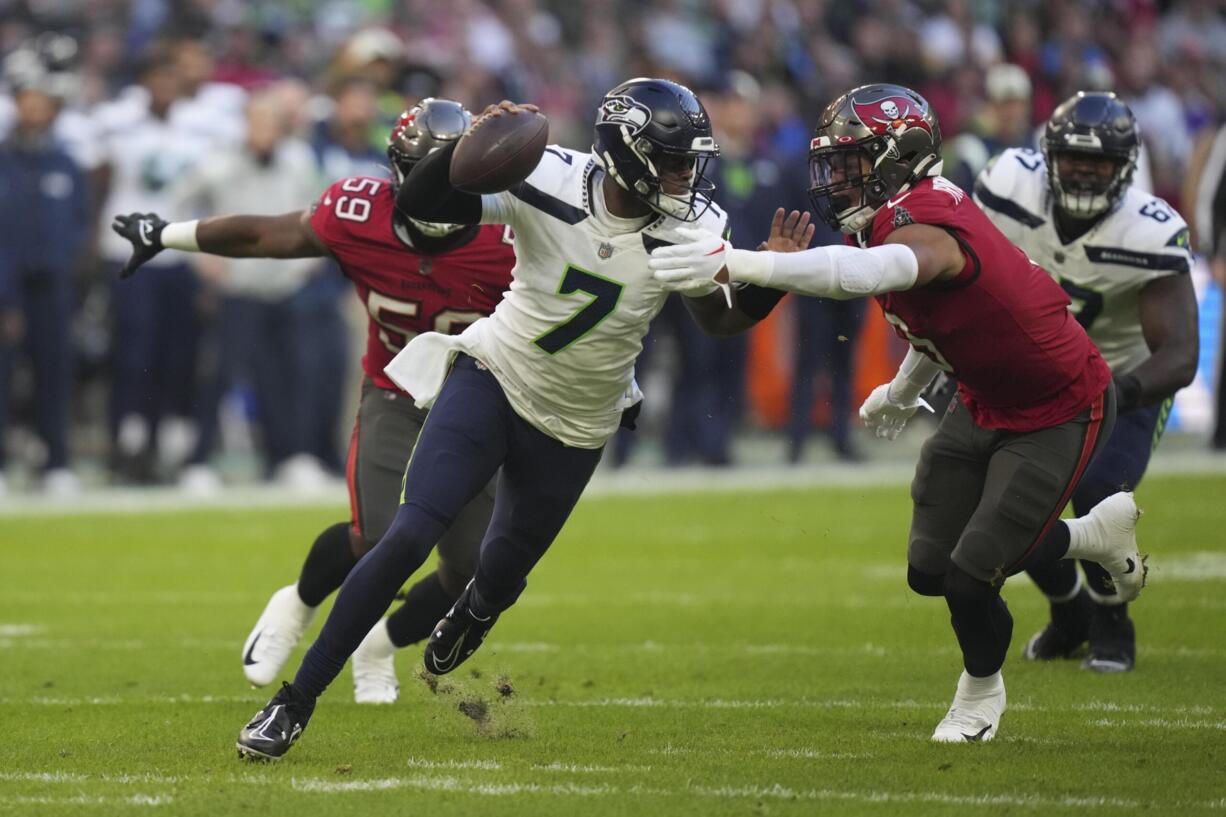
[974, 147, 1191, 375]
[385, 146, 727, 448]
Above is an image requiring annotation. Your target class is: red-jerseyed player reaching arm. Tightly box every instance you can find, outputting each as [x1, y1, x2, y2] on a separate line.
[650, 83, 1147, 743]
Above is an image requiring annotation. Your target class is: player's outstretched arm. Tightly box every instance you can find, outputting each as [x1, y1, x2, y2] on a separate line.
[650, 210, 964, 300]
[111, 210, 326, 277]
[395, 140, 482, 225]
[1115, 273, 1200, 409]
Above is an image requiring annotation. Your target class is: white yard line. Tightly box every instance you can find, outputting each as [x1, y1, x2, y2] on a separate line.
[3, 767, 1217, 811]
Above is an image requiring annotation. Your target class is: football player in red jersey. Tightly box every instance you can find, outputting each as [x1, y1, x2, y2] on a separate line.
[111, 98, 515, 704]
[649, 84, 1148, 743]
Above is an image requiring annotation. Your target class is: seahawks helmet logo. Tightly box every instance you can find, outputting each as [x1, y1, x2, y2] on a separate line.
[599, 96, 651, 133]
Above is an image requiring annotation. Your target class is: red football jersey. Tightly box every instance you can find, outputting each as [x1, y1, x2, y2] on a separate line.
[309, 176, 515, 393]
[861, 175, 1110, 431]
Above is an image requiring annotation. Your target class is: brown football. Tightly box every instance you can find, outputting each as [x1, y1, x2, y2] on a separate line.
[450, 110, 550, 194]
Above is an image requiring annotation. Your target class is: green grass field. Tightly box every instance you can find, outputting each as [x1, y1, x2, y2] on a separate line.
[1, 475, 1224, 816]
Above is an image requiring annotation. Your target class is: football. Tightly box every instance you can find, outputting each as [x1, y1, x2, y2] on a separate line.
[450, 108, 550, 194]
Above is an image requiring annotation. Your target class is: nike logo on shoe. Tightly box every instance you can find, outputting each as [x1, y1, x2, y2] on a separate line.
[243, 633, 262, 666]
[1124, 558, 1136, 575]
[430, 632, 466, 673]
[961, 724, 993, 742]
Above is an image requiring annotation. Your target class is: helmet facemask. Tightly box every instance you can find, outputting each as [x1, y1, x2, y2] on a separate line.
[601, 129, 718, 222]
[1044, 146, 1135, 219]
[808, 141, 889, 234]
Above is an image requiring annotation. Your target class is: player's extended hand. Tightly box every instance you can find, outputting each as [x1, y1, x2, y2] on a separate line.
[859, 382, 929, 441]
[756, 208, 816, 253]
[648, 226, 732, 299]
[111, 212, 168, 278]
[475, 100, 541, 122]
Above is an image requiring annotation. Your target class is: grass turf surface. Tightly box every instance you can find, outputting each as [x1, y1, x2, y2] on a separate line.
[1, 475, 1224, 816]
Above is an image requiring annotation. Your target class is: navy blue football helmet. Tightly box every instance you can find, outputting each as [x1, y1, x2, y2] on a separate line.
[592, 78, 719, 221]
[1043, 92, 1139, 218]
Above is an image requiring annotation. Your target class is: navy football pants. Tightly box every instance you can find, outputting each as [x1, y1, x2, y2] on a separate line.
[295, 355, 603, 697]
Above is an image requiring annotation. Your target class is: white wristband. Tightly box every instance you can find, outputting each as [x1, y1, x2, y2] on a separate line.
[161, 220, 200, 252]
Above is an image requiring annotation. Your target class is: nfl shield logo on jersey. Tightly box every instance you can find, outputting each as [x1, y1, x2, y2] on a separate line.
[598, 241, 615, 260]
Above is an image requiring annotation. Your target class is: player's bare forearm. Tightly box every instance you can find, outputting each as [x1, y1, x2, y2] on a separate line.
[884, 223, 965, 286]
[1122, 273, 1200, 405]
[196, 211, 326, 259]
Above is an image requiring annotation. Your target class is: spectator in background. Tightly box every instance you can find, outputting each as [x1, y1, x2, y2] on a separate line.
[1193, 122, 1226, 450]
[946, 63, 1035, 191]
[174, 91, 324, 492]
[0, 58, 89, 495]
[1119, 35, 1191, 203]
[94, 44, 214, 483]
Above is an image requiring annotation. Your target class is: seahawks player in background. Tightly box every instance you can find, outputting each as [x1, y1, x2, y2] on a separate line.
[235, 78, 728, 760]
[974, 92, 1197, 672]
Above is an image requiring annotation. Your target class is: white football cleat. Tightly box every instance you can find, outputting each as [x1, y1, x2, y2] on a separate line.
[352, 619, 399, 704]
[1072, 492, 1147, 604]
[242, 585, 315, 687]
[932, 670, 1006, 743]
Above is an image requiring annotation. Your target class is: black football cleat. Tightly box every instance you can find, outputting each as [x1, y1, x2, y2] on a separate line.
[1083, 608, 1136, 673]
[423, 580, 499, 675]
[1023, 589, 1091, 660]
[236, 682, 315, 761]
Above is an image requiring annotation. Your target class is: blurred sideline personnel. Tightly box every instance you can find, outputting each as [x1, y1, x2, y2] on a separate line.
[975, 92, 1197, 672]
[648, 83, 1146, 742]
[171, 91, 324, 491]
[234, 78, 727, 761]
[94, 44, 215, 483]
[945, 63, 1035, 191]
[111, 99, 514, 704]
[0, 41, 89, 496]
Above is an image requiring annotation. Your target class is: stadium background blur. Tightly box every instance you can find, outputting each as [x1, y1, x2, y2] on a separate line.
[2, 0, 1225, 496]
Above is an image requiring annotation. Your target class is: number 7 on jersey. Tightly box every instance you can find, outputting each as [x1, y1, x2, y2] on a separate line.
[534, 265, 624, 354]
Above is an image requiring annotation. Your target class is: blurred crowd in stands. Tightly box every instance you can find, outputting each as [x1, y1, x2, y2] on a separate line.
[1, 0, 1225, 495]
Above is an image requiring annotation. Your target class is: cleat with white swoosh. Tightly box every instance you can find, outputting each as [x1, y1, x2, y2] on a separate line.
[236, 682, 315, 761]
[241, 585, 315, 687]
[423, 580, 498, 675]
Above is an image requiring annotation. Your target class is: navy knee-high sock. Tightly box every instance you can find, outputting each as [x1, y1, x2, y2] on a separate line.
[293, 505, 447, 700]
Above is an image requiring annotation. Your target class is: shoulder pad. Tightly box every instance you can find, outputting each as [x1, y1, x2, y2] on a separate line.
[518, 146, 591, 208]
[973, 148, 1046, 228]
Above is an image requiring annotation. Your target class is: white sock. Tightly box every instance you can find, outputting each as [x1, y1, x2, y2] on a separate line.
[359, 618, 395, 658]
[1063, 515, 1098, 560]
[957, 669, 1003, 696]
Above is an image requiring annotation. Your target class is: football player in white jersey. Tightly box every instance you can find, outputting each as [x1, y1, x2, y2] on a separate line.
[974, 92, 1198, 672]
[235, 78, 729, 760]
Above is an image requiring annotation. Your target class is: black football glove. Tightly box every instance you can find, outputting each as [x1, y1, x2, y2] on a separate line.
[111, 212, 168, 278]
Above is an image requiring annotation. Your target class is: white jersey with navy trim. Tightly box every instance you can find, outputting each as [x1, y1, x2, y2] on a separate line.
[385, 146, 727, 448]
[974, 147, 1191, 375]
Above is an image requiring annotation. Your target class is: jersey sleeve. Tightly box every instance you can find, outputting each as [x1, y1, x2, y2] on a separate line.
[480, 146, 581, 230]
[308, 178, 361, 256]
[1118, 196, 1192, 278]
[972, 148, 1046, 236]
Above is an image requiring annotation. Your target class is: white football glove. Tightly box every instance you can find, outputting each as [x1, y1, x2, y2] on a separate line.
[859, 383, 931, 441]
[647, 227, 733, 305]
